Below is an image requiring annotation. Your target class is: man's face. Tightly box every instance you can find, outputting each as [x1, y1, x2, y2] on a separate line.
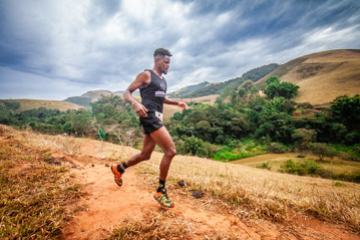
[157, 55, 171, 75]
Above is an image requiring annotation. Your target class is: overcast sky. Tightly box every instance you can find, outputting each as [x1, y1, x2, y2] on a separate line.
[1, 0, 360, 100]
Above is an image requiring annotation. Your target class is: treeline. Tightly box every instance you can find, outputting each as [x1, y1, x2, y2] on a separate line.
[1, 76, 359, 163]
[0, 95, 140, 145]
[64, 96, 92, 107]
[167, 76, 360, 161]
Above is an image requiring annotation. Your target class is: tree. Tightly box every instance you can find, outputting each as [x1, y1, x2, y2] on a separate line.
[266, 76, 280, 85]
[292, 128, 317, 151]
[184, 136, 204, 155]
[264, 76, 299, 100]
[310, 143, 335, 161]
[331, 94, 360, 131]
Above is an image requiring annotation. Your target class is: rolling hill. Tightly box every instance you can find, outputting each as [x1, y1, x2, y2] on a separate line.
[80, 90, 117, 102]
[256, 49, 360, 105]
[2, 99, 85, 112]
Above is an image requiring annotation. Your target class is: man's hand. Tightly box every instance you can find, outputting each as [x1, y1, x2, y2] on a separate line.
[133, 102, 148, 118]
[178, 102, 188, 111]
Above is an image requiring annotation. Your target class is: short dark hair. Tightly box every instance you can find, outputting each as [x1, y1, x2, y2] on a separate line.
[153, 48, 172, 57]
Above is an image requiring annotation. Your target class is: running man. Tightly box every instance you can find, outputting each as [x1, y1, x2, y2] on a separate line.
[111, 48, 187, 208]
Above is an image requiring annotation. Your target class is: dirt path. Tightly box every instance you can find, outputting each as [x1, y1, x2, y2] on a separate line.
[60, 151, 360, 240]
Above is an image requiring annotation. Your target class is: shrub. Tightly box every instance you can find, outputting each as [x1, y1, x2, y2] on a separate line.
[334, 182, 347, 187]
[310, 142, 335, 161]
[268, 142, 290, 153]
[256, 162, 271, 170]
[279, 159, 319, 176]
[297, 102, 313, 109]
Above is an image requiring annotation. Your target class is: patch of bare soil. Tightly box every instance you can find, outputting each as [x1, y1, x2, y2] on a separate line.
[60, 142, 360, 240]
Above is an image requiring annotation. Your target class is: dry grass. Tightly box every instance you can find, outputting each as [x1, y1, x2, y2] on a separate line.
[138, 152, 360, 231]
[104, 210, 243, 240]
[0, 125, 82, 239]
[104, 211, 194, 240]
[1, 125, 359, 237]
[0, 125, 82, 156]
[7, 99, 85, 112]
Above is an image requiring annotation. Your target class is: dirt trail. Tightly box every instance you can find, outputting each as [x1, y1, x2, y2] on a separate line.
[60, 146, 360, 240]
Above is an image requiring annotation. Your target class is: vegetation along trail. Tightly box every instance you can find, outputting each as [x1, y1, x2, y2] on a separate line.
[1, 125, 359, 239]
[64, 139, 360, 239]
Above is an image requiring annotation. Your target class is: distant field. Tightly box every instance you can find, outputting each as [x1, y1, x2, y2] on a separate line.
[8, 99, 85, 112]
[171, 94, 219, 104]
[256, 49, 360, 105]
[231, 153, 360, 174]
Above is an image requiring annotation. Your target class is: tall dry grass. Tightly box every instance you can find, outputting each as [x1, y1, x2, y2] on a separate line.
[138, 152, 360, 231]
[0, 124, 134, 160]
[1, 124, 359, 234]
[105, 210, 242, 240]
[0, 124, 83, 239]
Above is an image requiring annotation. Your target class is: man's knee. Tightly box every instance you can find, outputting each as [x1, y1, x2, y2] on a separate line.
[165, 147, 177, 158]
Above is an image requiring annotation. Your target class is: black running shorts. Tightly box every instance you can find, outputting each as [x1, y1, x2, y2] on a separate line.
[139, 113, 164, 135]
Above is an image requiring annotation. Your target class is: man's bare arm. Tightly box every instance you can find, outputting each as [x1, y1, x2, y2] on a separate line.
[123, 71, 151, 117]
[164, 97, 188, 110]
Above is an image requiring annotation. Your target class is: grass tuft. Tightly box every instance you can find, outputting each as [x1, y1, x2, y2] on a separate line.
[106, 212, 193, 240]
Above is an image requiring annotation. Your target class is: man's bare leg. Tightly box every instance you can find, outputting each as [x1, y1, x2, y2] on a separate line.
[149, 126, 177, 181]
[110, 134, 156, 187]
[125, 134, 156, 167]
[150, 126, 176, 208]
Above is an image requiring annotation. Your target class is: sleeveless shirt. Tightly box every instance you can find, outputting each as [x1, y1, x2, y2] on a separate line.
[139, 70, 167, 114]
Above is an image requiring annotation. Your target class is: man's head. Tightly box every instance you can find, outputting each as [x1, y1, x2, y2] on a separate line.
[153, 48, 172, 75]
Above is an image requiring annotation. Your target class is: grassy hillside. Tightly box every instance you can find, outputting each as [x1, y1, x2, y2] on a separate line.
[1, 125, 359, 239]
[256, 49, 360, 105]
[4, 99, 85, 112]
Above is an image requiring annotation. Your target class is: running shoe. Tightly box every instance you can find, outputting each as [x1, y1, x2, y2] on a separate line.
[110, 165, 123, 187]
[154, 189, 174, 208]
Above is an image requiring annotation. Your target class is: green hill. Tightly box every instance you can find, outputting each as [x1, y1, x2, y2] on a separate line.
[173, 63, 279, 98]
[168, 81, 210, 98]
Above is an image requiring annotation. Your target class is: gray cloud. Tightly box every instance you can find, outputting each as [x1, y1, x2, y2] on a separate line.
[1, 0, 359, 100]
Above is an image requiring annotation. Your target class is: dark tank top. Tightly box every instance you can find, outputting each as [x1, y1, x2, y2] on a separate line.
[140, 70, 167, 114]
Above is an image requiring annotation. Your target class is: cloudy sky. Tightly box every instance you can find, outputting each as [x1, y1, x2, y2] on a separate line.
[1, 0, 360, 100]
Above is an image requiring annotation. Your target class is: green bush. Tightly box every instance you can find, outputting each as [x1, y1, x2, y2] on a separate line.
[334, 182, 347, 187]
[279, 159, 319, 176]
